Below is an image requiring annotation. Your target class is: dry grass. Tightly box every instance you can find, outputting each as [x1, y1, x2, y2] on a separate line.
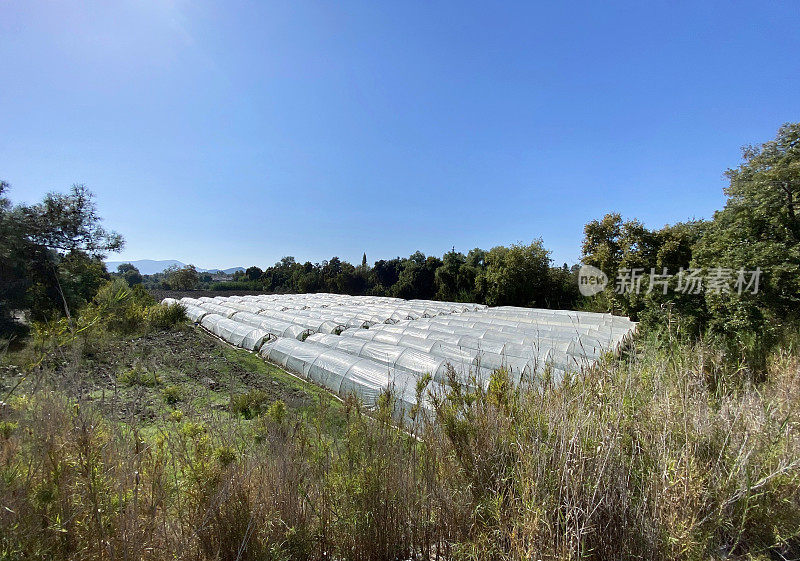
[1, 331, 799, 560]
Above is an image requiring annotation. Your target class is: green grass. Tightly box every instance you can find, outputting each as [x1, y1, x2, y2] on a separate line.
[2, 323, 346, 438]
[2, 323, 799, 560]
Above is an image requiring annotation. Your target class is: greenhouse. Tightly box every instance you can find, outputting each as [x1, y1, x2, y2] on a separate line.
[168, 293, 637, 417]
[183, 304, 209, 323]
[260, 338, 442, 419]
[199, 313, 272, 351]
[230, 311, 311, 340]
[306, 332, 489, 386]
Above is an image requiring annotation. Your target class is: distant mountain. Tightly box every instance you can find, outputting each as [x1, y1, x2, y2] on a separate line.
[105, 259, 244, 276]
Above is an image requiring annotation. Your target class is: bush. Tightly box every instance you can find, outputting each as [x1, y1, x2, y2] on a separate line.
[146, 303, 187, 331]
[91, 279, 152, 334]
[0, 421, 17, 439]
[230, 389, 270, 419]
[28, 281, 186, 353]
[162, 385, 182, 405]
[3, 332, 799, 560]
[215, 446, 237, 466]
[118, 366, 161, 387]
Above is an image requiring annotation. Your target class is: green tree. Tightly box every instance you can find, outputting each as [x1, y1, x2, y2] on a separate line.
[165, 265, 199, 291]
[373, 259, 402, 290]
[582, 213, 623, 277]
[435, 248, 481, 302]
[245, 266, 263, 282]
[393, 253, 441, 300]
[544, 264, 580, 309]
[434, 249, 466, 301]
[693, 122, 800, 336]
[581, 212, 706, 327]
[117, 263, 143, 287]
[0, 182, 32, 332]
[478, 240, 551, 307]
[1, 183, 123, 331]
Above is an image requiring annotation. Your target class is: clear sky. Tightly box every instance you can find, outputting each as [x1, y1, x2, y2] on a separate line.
[1, 1, 798, 270]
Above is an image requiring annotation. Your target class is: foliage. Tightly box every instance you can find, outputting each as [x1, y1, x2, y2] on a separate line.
[202, 244, 583, 311]
[0, 183, 123, 334]
[693, 122, 800, 338]
[582, 214, 707, 326]
[164, 264, 199, 290]
[145, 300, 188, 331]
[245, 266, 263, 281]
[115, 263, 143, 286]
[1, 331, 799, 560]
[162, 384, 182, 405]
[14, 183, 123, 255]
[0, 181, 29, 334]
[24, 279, 188, 357]
[230, 389, 271, 419]
[118, 365, 162, 387]
[581, 122, 800, 354]
[478, 240, 552, 307]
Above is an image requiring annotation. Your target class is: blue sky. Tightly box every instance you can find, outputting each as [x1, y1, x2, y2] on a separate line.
[1, 1, 798, 269]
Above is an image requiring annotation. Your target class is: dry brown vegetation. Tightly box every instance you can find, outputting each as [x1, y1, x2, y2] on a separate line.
[1, 325, 799, 560]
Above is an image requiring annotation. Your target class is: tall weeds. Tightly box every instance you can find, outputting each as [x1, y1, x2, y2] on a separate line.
[1, 334, 799, 560]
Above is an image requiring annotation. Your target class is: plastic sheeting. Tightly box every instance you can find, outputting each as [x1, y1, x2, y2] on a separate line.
[231, 311, 311, 340]
[195, 302, 239, 319]
[260, 338, 440, 419]
[165, 294, 636, 400]
[338, 328, 530, 382]
[200, 314, 272, 351]
[255, 309, 345, 335]
[306, 333, 467, 385]
[183, 304, 209, 323]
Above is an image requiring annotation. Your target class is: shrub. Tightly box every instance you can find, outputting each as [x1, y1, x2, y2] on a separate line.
[118, 366, 161, 387]
[145, 302, 187, 331]
[230, 389, 270, 420]
[266, 399, 286, 424]
[0, 421, 17, 439]
[162, 385, 182, 405]
[2, 331, 799, 560]
[214, 446, 237, 466]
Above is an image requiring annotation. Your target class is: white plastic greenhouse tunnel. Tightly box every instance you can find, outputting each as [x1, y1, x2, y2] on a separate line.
[167, 293, 637, 421]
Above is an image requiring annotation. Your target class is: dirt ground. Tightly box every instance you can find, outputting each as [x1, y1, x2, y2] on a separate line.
[148, 289, 270, 301]
[3, 325, 343, 431]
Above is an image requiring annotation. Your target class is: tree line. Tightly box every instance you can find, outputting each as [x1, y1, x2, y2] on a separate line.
[147, 244, 581, 309]
[581, 122, 799, 357]
[3, 122, 799, 355]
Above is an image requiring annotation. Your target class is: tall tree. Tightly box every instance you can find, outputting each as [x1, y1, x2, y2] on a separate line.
[1, 183, 123, 330]
[693, 122, 800, 334]
[165, 265, 199, 291]
[245, 266, 263, 282]
[117, 263, 143, 287]
[478, 240, 552, 307]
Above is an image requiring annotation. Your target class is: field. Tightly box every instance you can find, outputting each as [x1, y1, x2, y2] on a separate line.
[168, 293, 636, 421]
[1, 11, 797, 559]
[147, 289, 270, 301]
[2, 298, 799, 560]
